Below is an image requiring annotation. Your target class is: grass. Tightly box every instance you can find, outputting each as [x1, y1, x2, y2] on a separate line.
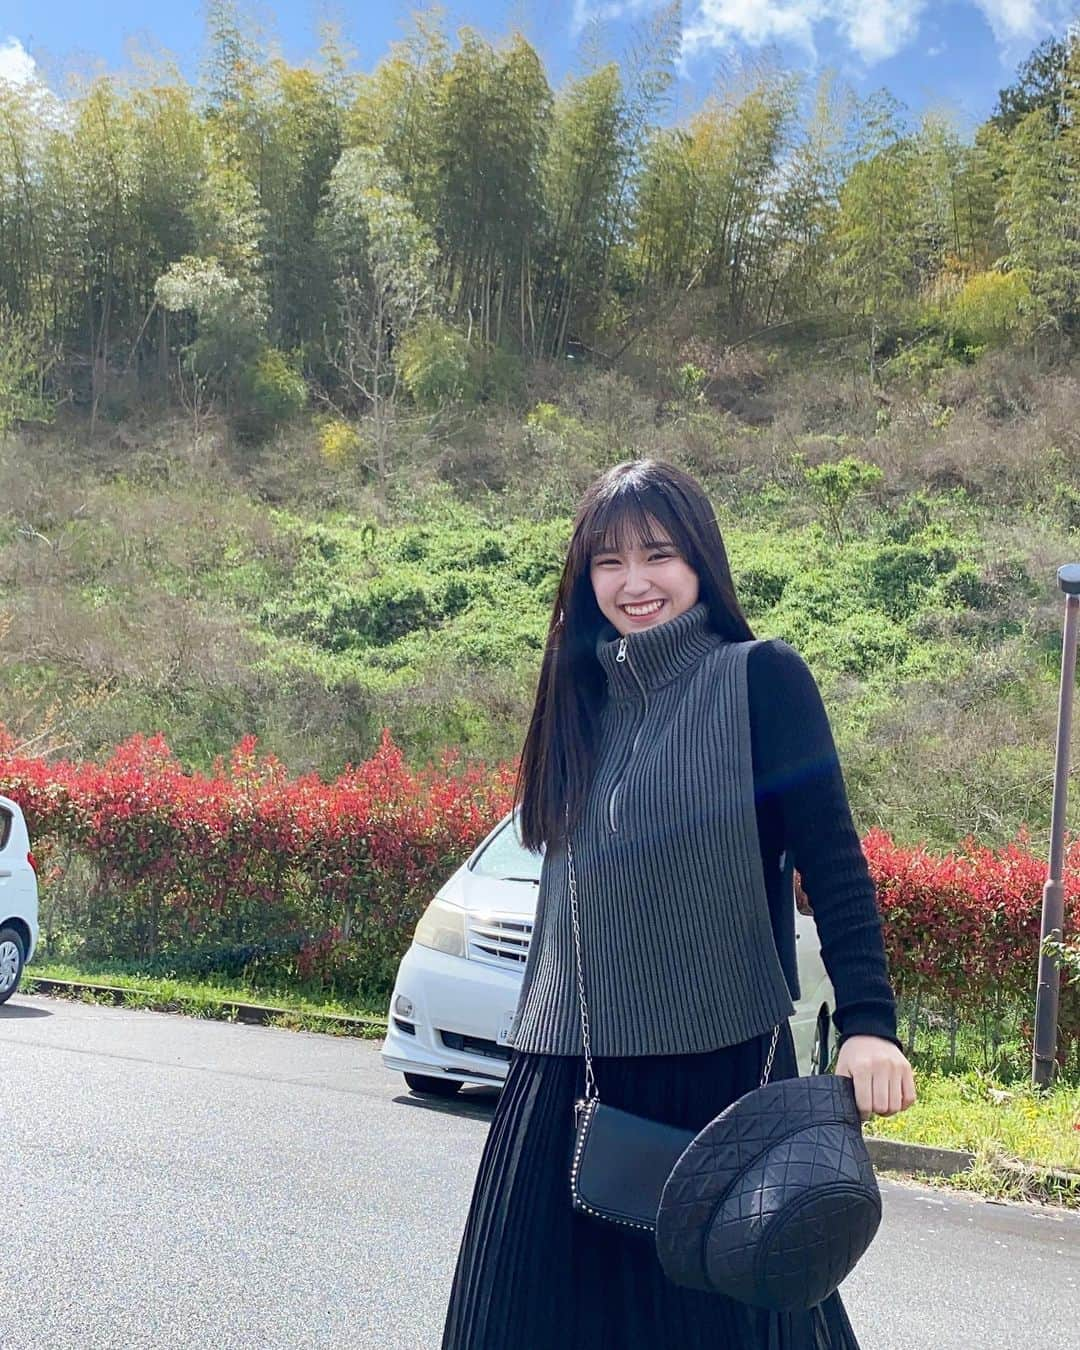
[864, 1070, 1080, 1169]
[864, 1069, 1080, 1207]
[24, 960, 389, 1039]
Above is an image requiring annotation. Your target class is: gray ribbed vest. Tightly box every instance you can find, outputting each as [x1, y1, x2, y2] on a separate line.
[506, 600, 795, 1057]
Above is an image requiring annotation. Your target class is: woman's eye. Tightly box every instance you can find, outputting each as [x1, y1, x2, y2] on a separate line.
[594, 554, 673, 566]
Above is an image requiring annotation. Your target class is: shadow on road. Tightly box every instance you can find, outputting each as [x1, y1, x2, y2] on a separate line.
[391, 1087, 499, 1122]
[0, 1002, 52, 1019]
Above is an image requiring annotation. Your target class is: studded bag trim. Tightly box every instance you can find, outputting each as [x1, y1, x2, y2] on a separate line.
[570, 1097, 695, 1233]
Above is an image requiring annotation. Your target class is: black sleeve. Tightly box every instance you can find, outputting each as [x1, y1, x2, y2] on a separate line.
[747, 638, 902, 1051]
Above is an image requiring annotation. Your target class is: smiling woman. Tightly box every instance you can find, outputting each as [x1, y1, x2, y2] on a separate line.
[442, 459, 915, 1349]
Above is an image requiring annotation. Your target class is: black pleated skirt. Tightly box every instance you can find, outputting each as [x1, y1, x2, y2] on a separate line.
[442, 1022, 863, 1349]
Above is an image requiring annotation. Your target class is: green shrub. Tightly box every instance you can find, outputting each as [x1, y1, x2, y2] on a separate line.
[398, 319, 477, 410]
[737, 564, 789, 614]
[800, 455, 884, 545]
[524, 401, 585, 447]
[0, 306, 53, 433]
[883, 493, 935, 543]
[940, 562, 995, 610]
[247, 348, 307, 420]
[676, 362, 707, 401]
[864, 541, 960, 620]
[474, 345, 525, 404]
[947, 270, 1034, 349]
[819, 612, 911, 676]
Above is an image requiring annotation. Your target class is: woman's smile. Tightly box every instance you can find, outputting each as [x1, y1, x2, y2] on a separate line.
[620, 599, 667, 623]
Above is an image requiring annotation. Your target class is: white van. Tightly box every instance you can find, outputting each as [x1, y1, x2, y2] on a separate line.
[0, 796, 40, 1003]
[382, 812, 835, 1097]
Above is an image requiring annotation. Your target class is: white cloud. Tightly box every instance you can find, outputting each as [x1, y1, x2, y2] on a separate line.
[839, 1, 928, 62]
[684, 1, 929, 66]
[683, 1, 825, 61]
[573, 1, 1080, 69]
[971, 0, 1075, 44]
[0, 37, 36, 86]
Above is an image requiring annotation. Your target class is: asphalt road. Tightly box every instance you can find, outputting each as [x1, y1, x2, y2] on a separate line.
[3, 995, 1078, 1349]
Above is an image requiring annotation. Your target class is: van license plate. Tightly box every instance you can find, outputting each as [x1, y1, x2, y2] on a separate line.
[496, 1012, 516, 1046]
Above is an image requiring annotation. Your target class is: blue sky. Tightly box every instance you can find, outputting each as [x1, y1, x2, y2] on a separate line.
[1, 1, 1076, 132]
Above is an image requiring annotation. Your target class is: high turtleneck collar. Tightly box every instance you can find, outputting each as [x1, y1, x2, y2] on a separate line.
[595, 600, 724, 699]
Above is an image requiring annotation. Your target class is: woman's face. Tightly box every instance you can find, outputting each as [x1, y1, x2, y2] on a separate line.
[589, 523, 700, 637]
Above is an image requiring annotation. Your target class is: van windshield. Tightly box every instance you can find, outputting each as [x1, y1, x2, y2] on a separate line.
[470, 816, 543, 883]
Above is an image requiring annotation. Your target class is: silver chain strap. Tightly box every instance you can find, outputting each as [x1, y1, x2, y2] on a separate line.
[565, 804, 780, 1101]
[565, 807, 598, 1102]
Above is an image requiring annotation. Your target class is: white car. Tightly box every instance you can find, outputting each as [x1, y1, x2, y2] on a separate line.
[0, 795, 39, 1003]
[382, 812, 836, 1097]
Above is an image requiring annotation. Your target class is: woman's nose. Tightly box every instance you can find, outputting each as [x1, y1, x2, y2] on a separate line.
[622, 563, 652, 593]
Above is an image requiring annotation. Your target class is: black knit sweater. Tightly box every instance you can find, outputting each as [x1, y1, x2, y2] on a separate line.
[746, 639, 900, 1051]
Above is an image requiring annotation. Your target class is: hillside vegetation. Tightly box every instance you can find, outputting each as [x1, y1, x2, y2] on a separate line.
[1, 8, 1080, 859]
[3, 344, 1078, 857]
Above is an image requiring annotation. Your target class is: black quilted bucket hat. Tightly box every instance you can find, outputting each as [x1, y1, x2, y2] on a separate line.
[655, 1074, 882, 1311]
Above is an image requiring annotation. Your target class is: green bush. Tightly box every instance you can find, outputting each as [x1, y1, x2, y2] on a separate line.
[883, 493, 935, 543]
[675, 362, 707, 401]
[883, 333, 973, 389]
[247, 348, 307, 420]
[940, 561, 995, 610]
[398, 319, 477, 410]
[233, 347, 308, 440]
[474, 345, 525, 405]
[864, 541, 959, 620]
[737, 564, 789, 615]
[947, 270, 1033, 349]
[800, 455, 884, 545]
[0, 306, 53, 433]
[817, 612, 911, 676]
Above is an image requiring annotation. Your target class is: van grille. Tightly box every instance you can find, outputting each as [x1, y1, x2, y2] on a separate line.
[439, 1030, 512, 1062]
[466, 914, 533, 968]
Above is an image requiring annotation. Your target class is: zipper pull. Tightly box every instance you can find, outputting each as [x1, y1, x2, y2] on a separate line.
[615, 637, 627, 663]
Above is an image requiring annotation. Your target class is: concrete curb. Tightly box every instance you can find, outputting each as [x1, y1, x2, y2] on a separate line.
[24, 975, 388, 1036]
[865, 1136, 975, 1176]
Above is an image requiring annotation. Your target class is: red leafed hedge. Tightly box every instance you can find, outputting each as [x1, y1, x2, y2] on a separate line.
[862, 826, 1080, 1057]
[0, 726, 516, 992]
[0, 725, 1077, 1050]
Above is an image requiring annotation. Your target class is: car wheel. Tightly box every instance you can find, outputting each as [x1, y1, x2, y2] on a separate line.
[0, 926, 26, 1005]
[811, 1009, 832, 1075]
[404, 1072, 463, 1098]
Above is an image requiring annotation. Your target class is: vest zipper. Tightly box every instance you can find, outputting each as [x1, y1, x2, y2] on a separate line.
[608, 636, 648, 832]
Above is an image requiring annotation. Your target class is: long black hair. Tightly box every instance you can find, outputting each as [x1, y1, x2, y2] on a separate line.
[515, 459, 756, 852]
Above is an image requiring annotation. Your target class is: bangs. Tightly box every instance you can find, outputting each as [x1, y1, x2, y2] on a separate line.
[584, 485, 684, 559]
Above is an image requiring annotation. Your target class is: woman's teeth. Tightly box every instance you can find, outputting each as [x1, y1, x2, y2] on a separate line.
[623, 600, 664, 616]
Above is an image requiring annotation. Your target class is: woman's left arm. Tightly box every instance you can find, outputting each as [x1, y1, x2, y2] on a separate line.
[751, 639, 916, 1121]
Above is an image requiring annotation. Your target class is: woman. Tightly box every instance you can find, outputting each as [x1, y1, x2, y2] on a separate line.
[443, 459, 916, 1349]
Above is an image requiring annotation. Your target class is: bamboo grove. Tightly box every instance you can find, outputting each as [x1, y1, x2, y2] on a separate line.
[2, 2, 1080, 437]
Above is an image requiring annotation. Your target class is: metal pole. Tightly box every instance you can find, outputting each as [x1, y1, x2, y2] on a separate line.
[1032, 563, 1080, 1089]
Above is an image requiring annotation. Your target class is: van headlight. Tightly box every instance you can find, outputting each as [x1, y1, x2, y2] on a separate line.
[413, 896, 467, 958]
